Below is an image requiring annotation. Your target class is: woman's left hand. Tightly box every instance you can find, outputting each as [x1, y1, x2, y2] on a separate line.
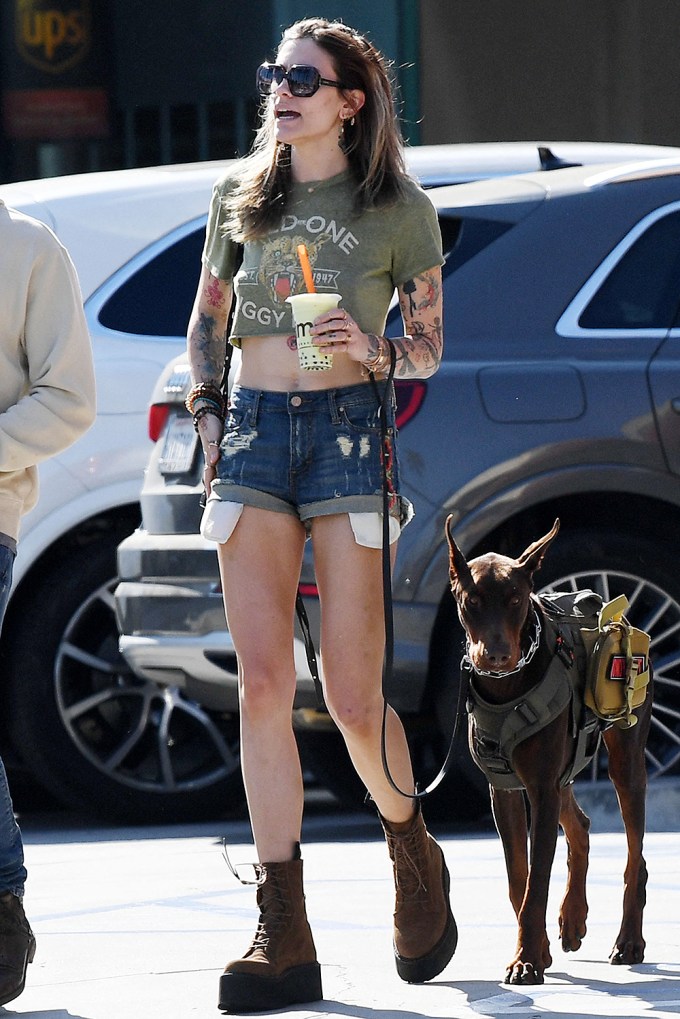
[310, 308, 370, 362]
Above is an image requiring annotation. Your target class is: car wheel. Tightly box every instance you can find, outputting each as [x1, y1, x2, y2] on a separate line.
[296, 728, 366, 808]
[3, 528, 245, 823]
[535, 527, 680, 783]
[432, 597, 496, 820]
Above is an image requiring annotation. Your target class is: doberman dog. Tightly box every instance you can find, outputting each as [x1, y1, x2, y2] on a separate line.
[446, 516, 652, 985]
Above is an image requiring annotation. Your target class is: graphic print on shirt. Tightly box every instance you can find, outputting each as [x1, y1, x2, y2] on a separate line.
[237, 207, 361, 330]
[257, 234, 330, 305]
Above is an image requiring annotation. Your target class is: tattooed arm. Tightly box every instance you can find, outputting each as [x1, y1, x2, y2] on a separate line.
[345, 266, 443, 380]
[315, 265, 443, 380]
[392, 266, 443, 379]
[186, 265, 233, 476]
[187, 265, 232, 385]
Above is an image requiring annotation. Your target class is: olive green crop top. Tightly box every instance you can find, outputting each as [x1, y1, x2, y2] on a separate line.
[202, 169, 443, 347]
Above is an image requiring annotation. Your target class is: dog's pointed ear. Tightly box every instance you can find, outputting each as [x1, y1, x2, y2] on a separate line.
[516, 518, 560, 576]
[445, 514, 474, 593]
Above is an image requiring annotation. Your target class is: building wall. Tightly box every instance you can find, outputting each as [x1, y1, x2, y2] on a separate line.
[4, 1, 680, 182]
[0, 0, 415, 181]
[419, 0, 680, 146]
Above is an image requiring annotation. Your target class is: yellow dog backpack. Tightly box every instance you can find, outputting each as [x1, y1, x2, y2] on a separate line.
[542, 591, 651, 729]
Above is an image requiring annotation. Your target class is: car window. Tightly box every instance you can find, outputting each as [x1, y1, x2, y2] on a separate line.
[439, 215, 513, 274]
[579, 209, 680, 330]
[98, 228, 205, 337]
[385, 214, 513, 341]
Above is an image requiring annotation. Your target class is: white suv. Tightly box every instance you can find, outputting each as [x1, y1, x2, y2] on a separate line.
[0, 160, 228, 818]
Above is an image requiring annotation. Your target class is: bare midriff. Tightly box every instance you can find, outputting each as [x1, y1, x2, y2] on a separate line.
[236, 333, 380, 391]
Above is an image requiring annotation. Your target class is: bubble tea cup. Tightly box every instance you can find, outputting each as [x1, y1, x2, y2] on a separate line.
[286, 292, 342, 371]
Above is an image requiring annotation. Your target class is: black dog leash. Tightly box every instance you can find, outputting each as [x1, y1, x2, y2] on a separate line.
[294, 343, 466, 798]
[374, 343, 465, 800]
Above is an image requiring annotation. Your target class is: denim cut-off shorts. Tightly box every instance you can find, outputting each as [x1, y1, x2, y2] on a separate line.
[202, 381, 413, 545]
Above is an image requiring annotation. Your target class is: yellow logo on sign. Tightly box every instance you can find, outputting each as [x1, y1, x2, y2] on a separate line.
[15, 0, 91, 74]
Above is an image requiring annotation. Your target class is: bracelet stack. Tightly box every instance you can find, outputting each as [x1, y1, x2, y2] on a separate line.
[361, 335, 394, 375]
[185, 382, 226, 432]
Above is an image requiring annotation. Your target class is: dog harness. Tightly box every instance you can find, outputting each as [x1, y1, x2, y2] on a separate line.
[466, 591, 605, 791]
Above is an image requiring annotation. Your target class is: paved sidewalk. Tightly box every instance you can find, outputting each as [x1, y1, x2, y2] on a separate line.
[3, 799, 680, 1019]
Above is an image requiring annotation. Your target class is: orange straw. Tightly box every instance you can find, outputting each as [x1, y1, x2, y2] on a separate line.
[297, 244, 316, 293]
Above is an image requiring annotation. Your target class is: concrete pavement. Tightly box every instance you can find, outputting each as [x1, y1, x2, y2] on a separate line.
[3, 786, 680, 1019]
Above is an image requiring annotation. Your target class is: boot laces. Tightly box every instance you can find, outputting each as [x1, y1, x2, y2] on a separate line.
[391, 829, 429, 899]
[250, 873, 291, 952]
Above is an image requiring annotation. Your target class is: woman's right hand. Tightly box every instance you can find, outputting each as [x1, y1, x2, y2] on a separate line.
[197, 411, 224, 498]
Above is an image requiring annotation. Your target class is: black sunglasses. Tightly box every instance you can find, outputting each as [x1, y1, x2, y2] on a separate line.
[256, 62, 350, 98]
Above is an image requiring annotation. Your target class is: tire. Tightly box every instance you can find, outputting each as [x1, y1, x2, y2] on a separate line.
[432, 596, 495, 820]
[3, 524, 245, 823]
[296, 728, 366, 808]
[431, 519, 680, 810]
[296, 695, 491, 824]
[534, 526, 680, 783]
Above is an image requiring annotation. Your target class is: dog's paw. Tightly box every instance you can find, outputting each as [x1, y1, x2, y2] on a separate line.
[505, 939, 552, 985]
[504, 961, 544, 985]
[559, 900, 588, 953]
[610, 940, 645, 965]
[560, 917, 587, 953]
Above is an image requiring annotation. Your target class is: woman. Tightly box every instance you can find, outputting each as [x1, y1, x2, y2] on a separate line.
[185, 18, 455, 1012]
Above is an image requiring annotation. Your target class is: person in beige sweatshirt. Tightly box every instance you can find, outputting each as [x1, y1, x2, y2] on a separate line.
[0, 200, 96, 1006]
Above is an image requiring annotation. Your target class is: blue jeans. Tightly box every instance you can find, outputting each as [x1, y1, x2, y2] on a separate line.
[0, 545, 26, 897]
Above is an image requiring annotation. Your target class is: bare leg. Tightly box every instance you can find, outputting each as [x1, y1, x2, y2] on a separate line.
[312, 513, 457, 982]
[311, 514, 414, 823]
[217, 506, 307, 862]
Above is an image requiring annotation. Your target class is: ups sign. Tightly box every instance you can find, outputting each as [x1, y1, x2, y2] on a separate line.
[15, 0, 91, 74]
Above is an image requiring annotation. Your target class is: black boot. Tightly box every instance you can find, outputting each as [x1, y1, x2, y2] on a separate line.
[0, 893, 36, 1006]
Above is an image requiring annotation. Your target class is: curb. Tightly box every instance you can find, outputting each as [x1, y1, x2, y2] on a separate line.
[574, 775, 680, 833]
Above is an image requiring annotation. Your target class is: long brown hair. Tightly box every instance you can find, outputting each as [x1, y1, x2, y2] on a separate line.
[222, 18, 410, 240]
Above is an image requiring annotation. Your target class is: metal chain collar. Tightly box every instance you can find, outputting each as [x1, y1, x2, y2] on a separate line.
[463, 606, 543, 679]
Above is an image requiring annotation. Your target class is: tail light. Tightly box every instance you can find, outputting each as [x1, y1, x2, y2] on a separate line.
[148, 403, 170, 442]
[394, 380, 427, 428]
[168, 381, 427, 600]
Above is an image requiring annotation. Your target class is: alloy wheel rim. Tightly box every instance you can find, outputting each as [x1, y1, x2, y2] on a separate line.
[54, 578, 241, 793]
[540, 569, 680, 780]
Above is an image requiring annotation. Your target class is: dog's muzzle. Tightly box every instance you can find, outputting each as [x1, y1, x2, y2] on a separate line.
[464, 607, 542, 678]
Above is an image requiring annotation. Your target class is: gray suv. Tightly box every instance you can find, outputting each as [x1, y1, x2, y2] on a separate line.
[115, 154, 680, 822]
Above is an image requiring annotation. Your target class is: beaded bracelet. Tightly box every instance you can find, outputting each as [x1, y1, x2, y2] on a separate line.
[185, 382, 225, 417]
[192, 405, 225, 433]
[191, 396, 223, 415]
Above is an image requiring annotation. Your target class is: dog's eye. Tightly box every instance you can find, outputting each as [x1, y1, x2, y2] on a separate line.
[509, 595, 521, 606]
[467, 594, 480, 608]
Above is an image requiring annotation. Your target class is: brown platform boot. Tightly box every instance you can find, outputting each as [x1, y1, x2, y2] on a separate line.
[218, 844, 322, 1013]
[382, 806, 458, 983]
